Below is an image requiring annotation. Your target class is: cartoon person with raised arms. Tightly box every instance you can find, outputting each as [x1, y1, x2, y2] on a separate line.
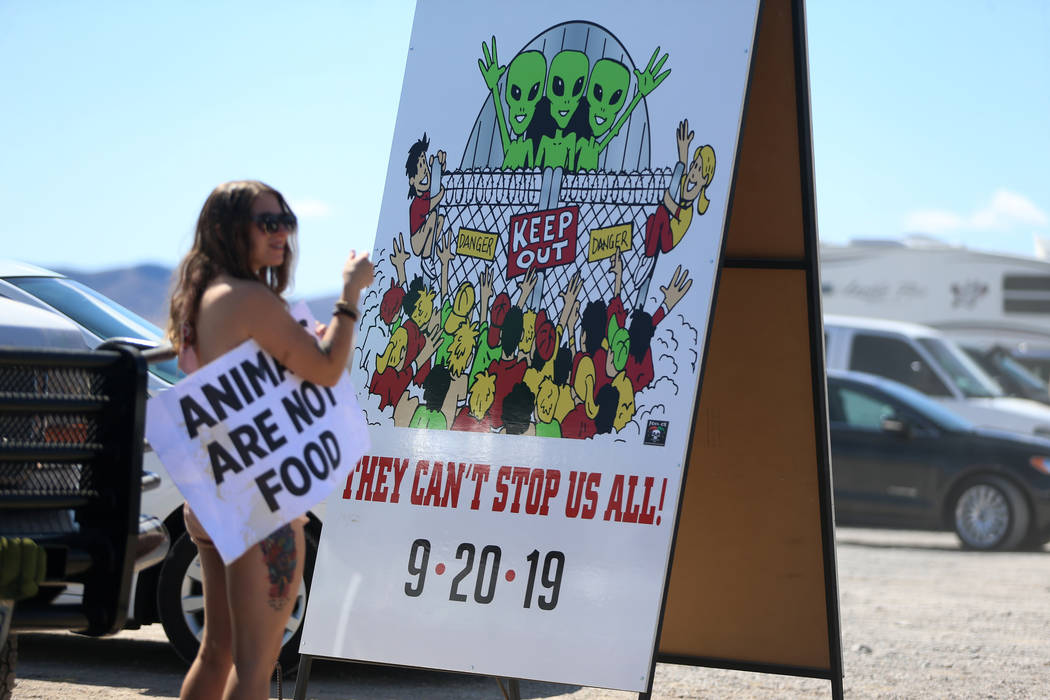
[406, 133, 447, 258]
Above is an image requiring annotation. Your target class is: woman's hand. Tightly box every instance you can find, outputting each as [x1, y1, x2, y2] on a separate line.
[342, 250, 375, 302]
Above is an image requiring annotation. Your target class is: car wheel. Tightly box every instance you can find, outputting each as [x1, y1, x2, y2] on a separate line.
[156, 528, 318, 676]
[0, 634, 15, 700]
[952, 475, 1030, 551]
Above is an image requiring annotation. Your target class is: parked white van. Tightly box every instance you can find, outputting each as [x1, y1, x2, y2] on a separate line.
[824, 314, 1050, 437]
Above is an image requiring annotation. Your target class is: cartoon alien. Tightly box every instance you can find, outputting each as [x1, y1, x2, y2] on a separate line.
[479, 38, 547, 170]
[536, 50, 589, 169]
[575, 48, 671, 171]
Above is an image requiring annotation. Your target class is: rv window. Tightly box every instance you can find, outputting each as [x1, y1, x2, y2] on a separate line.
[916, 338, 1001, 399]
[849, 334, 952, 397]
[1003, 275, 1050, 313]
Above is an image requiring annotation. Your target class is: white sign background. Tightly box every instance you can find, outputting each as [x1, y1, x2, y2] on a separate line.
[301, 0, 759, 691]
[145, 303, 369, 563]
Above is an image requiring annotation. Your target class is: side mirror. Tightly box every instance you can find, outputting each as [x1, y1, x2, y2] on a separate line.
[97, 336, 158, 351]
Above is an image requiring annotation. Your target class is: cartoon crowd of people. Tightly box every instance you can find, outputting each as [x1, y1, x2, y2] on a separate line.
[368, 218, 693, 440]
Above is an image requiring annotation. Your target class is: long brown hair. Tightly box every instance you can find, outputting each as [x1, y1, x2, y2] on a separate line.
[167, 180, 296, 350]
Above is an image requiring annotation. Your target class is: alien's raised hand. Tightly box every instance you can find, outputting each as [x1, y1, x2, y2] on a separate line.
[478, 36, 506, 92]
[635, 47, 671, 98]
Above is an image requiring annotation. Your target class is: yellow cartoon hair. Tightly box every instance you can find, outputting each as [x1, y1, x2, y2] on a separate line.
[536, 378, 558, 423]
[573, 356, 599, 419]
[447, 321, 479, 377]
[696, 145, 715, 215]
[518, 310, 537, 355]
[376, 326, 409, 374]
[670, 144, 716, 247]
[469, 371, 496, 418]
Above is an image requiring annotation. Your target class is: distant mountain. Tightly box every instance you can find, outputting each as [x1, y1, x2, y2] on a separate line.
[55, 263, 339, 329]
[55, 264, 175, 326]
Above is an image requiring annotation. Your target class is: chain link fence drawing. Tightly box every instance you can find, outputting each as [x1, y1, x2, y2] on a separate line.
[437, 167, 675, 315]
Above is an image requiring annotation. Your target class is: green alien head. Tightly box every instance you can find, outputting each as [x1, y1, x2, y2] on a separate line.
[547, 50, 589, 130]
[587, 58, 630, 138]
[505, 51, 546, 136]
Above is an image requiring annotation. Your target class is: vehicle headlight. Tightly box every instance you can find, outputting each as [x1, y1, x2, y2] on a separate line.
[1028, 456, 1050, 475]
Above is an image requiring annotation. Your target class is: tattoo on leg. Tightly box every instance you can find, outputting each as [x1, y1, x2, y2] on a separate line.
[259, 525, 297, 610]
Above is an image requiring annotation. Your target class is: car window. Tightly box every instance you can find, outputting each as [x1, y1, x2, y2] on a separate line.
[6, 276, 182, 385]
[916, 337, 1001, 398]
[834, 385, 897, 430]
[994, 352, 1047, 393]
[849, 334, 952, 397]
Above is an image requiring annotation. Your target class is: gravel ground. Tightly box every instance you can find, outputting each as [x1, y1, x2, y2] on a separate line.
[10, 528, 1050, 699]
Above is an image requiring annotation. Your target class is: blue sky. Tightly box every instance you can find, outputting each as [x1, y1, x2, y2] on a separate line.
[2, 0, 1047, 299]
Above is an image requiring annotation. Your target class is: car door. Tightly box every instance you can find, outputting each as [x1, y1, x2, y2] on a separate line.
[829, 379, 947, 527]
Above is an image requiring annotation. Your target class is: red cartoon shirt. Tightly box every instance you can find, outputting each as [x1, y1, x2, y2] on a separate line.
[561, 403, 597, 440]
[488, 356, 526, 428]
[644, 203, 680, 257]
[369, 366, 414, 411]
[409, 192, 431, 234]
[452, 405, 494, 433]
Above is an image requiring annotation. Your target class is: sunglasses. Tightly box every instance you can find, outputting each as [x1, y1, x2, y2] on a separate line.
[253, 212, 298, 234]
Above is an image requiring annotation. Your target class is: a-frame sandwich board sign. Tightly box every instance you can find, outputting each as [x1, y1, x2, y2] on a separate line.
[296, 0, 840, 697]
[651, 0, 843, 698]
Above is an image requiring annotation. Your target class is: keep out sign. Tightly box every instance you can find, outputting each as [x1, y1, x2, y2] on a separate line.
[506, 206, 579, 278]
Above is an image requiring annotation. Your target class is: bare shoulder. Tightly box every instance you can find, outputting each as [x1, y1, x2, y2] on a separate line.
[201, 276, 281, 314]
[197, 276, 285, 362]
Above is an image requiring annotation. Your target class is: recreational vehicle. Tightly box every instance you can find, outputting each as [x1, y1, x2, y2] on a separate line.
[820, 238, 1050, 352]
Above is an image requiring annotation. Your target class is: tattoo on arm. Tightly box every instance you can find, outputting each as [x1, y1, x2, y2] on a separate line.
[259, 524, 297, 610]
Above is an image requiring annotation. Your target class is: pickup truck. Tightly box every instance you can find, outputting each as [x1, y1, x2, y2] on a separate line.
[0, 300, 168, 695]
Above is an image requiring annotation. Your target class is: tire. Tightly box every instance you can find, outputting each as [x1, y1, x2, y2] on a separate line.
[0, 634, 15, 700]
[952, 475, 1030, 551]
[156, 528, 318, 676]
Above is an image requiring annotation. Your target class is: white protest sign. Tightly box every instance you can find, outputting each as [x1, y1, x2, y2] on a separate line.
[145, 302, 369, 563]
[301, 0, 759, 691]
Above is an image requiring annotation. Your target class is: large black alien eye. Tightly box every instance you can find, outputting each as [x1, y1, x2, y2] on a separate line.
[610, 89, 623, 105]
[510, 84, 522, 101]
[592, 83, 603, 101]
[528, 82, 540, 100]
[552, 76, 564, 96]
[572, 76, 585, 96]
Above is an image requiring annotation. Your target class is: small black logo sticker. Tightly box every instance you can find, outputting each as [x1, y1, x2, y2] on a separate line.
[644, 420, 668, 446]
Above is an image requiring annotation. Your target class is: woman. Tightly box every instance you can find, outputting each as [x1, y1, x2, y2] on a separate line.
[167, 180, 373, 699]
